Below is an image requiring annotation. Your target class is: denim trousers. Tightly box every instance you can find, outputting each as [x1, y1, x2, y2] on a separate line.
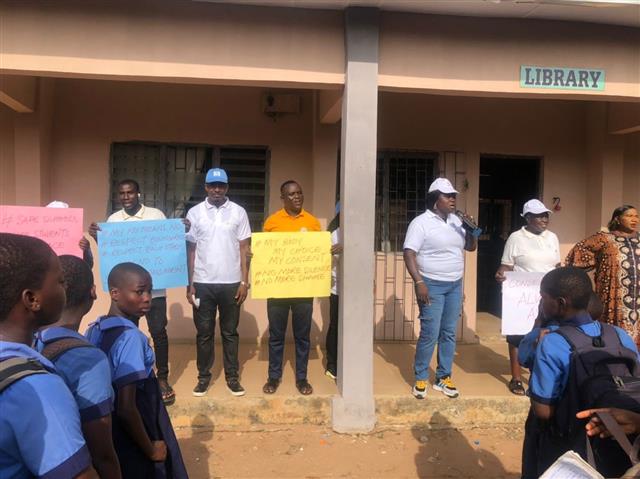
[414, 277, 463, 381]
[193, 282, 240, 383]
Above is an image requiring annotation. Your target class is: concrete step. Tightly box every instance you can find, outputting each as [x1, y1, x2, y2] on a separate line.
[169, 394, 530, 429]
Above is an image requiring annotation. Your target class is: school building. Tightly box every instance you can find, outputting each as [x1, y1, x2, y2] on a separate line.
[1, 0, 639, 431]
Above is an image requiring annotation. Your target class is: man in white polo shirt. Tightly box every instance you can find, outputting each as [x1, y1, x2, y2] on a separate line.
[186, 168, 251, 397]
[89, 178, 175, 405]
[403, 178, 477, 400]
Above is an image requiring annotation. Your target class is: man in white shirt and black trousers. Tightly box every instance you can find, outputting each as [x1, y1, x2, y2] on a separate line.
[186, 168, 252, 397]
[89, 178, 176, 405]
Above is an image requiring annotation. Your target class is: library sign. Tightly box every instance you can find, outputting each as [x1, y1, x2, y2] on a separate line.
[520, 66, 605, 91]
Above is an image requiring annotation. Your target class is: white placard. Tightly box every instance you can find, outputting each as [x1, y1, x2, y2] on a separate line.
[501, 271, 545, 335]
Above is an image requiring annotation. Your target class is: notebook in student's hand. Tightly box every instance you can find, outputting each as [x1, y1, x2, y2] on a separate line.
[539, 450, 605, 479]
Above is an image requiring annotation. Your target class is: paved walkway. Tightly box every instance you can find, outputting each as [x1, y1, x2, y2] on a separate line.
[165, 313, 531, 428]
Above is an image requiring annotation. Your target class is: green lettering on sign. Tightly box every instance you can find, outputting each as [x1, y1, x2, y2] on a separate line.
[520, 66, 605, 91]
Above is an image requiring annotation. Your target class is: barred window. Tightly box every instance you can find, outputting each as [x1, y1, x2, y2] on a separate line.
[109, 142, 269, 231]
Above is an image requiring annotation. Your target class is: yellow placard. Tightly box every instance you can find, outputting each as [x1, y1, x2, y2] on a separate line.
[251, 232, 332, 299]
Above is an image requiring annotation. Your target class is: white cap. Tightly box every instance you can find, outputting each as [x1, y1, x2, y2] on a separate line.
[428, 178, 458, 194]
[46, 201, 69, 208]
[521, 199, 551, 217]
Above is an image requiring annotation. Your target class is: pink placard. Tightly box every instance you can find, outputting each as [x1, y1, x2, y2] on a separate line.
[0, 205, 84, 257]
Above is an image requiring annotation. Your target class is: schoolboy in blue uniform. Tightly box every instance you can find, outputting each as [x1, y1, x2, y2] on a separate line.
[522, 267, 640, 478]
[35, 255, 120, 478]
[85, 262, 187, 478]
[0, 233, 96, 478]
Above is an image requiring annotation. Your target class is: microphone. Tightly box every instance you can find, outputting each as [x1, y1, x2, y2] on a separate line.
[455, 210, 483, 238]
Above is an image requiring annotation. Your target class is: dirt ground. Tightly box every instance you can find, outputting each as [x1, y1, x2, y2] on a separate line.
[175, 424, 523, 478]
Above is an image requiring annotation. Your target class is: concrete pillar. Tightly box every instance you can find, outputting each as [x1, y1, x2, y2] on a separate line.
[332, 7, 378, 434]
[585, 102, 625, 233]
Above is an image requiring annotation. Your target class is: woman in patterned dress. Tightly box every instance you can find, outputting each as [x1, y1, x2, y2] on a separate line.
[565, 205, 640, 345]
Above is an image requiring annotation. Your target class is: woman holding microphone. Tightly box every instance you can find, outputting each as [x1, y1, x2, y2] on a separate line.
[403, 178, 478, 399]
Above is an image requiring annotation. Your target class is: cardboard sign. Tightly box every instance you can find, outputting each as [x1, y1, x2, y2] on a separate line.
[97, 219, 187, 291]
[501, 271, 546, 335]
[251, 232, 331, 299]
[0, 205, 83, 257]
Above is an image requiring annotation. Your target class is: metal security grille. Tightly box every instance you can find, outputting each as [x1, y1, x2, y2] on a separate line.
[109, 142, 269, 232]
[374, 150, 437, 341]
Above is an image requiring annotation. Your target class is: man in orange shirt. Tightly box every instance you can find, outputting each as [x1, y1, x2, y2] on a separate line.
[262, 180, 321, 396]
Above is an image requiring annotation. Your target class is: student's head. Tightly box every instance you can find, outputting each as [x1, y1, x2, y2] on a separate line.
[0, 233, 66, 327]
[107, 262, 152, 319]
[540, 267, 592, 320]
[280, 180, 303, 214]
[118, 179, 141, 211]
[608, 205, 638, 234]
[204, 168, 229, 207]
[59, 255, 96, 317]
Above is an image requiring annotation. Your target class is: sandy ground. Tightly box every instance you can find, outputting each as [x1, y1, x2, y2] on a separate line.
[175, 424, 523, 479]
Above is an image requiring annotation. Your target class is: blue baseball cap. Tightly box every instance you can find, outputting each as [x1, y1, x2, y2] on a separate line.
[205, 168, 228, 184]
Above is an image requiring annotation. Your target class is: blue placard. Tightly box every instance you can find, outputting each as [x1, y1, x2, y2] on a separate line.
[97, 219, 188, 291]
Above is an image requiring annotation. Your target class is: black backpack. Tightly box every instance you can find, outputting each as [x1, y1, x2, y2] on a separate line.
[553, 323, 640, 477]
[0, 357, 48, 393]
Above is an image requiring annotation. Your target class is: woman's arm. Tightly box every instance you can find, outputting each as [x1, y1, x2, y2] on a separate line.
[403, 249, 430, 305]
[495, 264, 514, 282]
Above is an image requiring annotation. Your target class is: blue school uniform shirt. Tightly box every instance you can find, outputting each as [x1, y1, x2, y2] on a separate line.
[0, 341, 91, 479]
[34, 327, 114, 422]
[529, 313, 640, 406]
[85, 316, 155, 388]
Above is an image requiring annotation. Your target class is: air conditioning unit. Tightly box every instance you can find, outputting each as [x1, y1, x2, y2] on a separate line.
[262, 93, 301, 116]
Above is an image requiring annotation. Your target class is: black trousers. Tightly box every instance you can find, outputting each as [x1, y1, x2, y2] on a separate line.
[325, 294, 339, 375]
[131, 297, 169, 381]
[193, 282, 240, 383]
[267, 298, 313, 381]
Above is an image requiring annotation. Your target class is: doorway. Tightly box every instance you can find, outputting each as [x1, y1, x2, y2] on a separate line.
[476, 155, 541, 316]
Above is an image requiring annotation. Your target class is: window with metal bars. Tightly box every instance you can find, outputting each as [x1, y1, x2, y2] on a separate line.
[374, 151, 438, 252]
[109, 142, 269, 232]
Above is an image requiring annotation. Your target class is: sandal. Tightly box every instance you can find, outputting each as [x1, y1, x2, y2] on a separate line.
[263, 377, 280, 394]
[159, 379, 176, 406]
[508, 378, 525, 396]
[296, 379, 313, 396]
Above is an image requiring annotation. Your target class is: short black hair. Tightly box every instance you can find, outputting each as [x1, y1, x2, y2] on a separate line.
[118, 179, 140, 193]
[426, 190, 441, 211]
[541, 266, 593, 310]
[0, 233, 56, 320]
[59, 255, 94, 309]
[107, 262, 151, 289]
[280, 180, 300, 195]
[608, 205, 636, 231]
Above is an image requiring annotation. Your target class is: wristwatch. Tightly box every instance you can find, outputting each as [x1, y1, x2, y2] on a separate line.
[241, 281, 251, 289]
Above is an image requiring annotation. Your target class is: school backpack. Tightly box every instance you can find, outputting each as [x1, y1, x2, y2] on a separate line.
[0, 357, 48, 393]
[553, 323, 640, 477]
[40, 336, 94, 361]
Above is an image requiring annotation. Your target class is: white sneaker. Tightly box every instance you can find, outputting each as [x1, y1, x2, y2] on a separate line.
[413, 380, 428, 399]
[433, 376, 459, 398]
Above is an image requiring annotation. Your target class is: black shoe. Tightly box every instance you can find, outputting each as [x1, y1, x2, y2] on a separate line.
[192, 379, 210, 397]
[227, 379, 246, 397]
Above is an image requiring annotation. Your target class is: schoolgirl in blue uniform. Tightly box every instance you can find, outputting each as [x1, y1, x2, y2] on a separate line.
[85, 262, 187, 478]
[35, 255, 120, 478]
[0, 233, 95, 478]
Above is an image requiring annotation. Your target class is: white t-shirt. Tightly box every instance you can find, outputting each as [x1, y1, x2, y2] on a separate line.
[186, 198, 252, 284]
[331, 228, 340, 295]
[403, 210, 466, 282]
[500, 227, 560, 273]
[106, 204, 167, 298]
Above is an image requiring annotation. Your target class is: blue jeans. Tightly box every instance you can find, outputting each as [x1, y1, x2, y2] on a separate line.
[414, 277, 463, 381]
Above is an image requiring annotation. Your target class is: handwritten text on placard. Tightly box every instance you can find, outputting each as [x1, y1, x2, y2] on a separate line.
[0, 205, 84, 257]
[501, 271, 546, 335]
[97, 219, 188, 292]
[251, 232, 331, 299]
